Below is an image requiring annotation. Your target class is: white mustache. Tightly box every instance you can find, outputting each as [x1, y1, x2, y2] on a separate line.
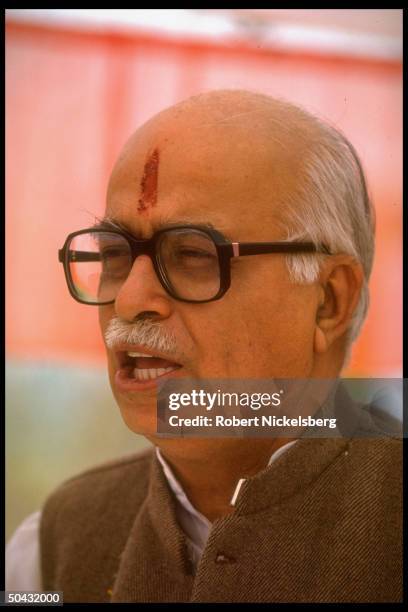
[104, 316, 178, 356]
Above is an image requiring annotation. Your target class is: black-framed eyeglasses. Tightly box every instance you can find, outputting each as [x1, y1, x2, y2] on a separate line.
[58, 224, 331, 305]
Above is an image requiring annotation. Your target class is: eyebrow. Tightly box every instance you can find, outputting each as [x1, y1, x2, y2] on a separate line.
[92, 216, 233, 239]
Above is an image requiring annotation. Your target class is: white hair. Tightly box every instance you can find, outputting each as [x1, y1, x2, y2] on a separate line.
[105, 315, 178, 354]
[281, 110, 375, 353]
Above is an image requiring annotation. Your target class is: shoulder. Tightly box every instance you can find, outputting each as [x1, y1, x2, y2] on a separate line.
[39, 446, 156, 594]
[337, 437, 402, 524]
[41, 446, 155, 524]
[6, 511, 42, 591]
[347, 435, 402, 472]
[342, 435, 402, 485]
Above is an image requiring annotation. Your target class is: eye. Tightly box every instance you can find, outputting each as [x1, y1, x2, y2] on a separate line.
[99, 246, 131, 277]
[175, 247, 215, 259]
[171, 246, 218, 270]
[101, 246, 128, 260]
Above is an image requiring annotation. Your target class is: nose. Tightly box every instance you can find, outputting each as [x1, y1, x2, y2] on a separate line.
[114, 254, 173, 322]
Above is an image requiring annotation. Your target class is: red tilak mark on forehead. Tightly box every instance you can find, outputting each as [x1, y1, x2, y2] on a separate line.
[137, 148, 159, 213]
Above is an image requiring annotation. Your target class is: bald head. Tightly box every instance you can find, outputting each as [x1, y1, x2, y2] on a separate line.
[108, 90, 318, 238]
[139, 89, 316, 138]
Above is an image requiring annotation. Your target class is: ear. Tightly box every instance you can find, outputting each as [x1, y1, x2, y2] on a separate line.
[314, 255, 364, 354]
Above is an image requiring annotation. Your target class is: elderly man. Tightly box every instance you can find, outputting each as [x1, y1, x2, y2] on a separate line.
[6, 90, 401, 603]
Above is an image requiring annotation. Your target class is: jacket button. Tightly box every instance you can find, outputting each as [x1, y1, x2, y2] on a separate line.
[215, 552, 236, 564]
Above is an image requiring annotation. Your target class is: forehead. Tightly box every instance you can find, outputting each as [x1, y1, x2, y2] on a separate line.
[106, 111, 302, 241]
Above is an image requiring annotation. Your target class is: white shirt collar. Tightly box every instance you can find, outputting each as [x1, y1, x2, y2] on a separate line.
[155, 446, 212, 528]
[156, 440, 297, 518]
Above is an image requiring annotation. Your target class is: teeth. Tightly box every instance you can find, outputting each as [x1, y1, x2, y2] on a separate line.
[133, 366, 177, 381]
[127, 351, 154, 358]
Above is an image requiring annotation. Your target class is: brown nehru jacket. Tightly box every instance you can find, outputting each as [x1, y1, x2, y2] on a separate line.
[40, 436, 402, 603]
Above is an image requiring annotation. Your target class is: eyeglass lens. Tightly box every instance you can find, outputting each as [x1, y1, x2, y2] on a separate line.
[157, 229, 221, 301]
[67, 229, 221, 303]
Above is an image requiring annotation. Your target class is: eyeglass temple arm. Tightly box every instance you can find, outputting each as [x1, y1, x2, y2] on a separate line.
[232, 242, 331, 257]
[58, 249, 101, 263]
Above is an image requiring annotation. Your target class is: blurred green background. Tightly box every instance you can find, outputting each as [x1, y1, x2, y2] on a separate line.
[6, 361, 151, 541]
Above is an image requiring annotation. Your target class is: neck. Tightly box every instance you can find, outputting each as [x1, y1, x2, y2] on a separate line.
[148, 437, 294, 522]
[148, 356, 342, 521]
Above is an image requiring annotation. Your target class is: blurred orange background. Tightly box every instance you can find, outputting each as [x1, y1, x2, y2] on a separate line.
[6, 11, 402, 375]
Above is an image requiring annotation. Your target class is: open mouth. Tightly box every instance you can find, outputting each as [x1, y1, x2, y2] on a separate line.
[118, 350, 182, 382]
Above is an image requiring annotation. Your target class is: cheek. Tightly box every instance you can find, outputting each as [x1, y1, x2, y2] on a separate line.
[184, 270, 317, 377]
[178, 305, 240, 376]
[253, 289, 317, 374]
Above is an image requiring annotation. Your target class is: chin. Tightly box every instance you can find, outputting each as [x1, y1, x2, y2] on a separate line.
[114, 393, 159, 436]
[119, 405, 158, 436]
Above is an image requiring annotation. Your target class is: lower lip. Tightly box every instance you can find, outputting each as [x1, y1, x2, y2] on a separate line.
[114, 366, 183, 392]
